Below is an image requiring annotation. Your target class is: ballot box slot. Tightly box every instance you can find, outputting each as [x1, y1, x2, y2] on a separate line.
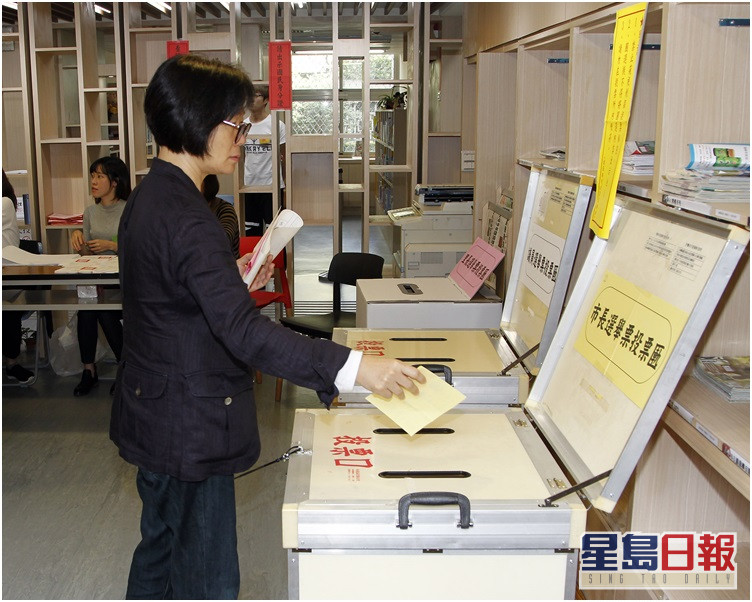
[399, 357, 455, 363]
[389, 337, 447, 341]
[379, 471, 471, 479]
[373, 427, 455, 435]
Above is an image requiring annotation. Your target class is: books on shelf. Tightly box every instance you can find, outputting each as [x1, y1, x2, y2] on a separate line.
[47, 213, 84, 226]
[668, 397, 750, 476]
[660, 143, 750, 227]
[15, 194, 30, 224]
[622, 140, 654, 175]
[687, 143, 750, 171]
[692, 356, 750, 403]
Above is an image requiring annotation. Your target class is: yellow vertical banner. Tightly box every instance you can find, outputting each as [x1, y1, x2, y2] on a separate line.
[589, 3, 648, 239]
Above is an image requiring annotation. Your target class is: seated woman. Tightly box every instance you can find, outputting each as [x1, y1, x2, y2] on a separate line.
[69, 156, 131, 396]
[202, 174, 239, 259]
[2, 170, 34, 384]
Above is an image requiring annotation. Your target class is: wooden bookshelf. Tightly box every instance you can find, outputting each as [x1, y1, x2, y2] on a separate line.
[1, 6, 37, 239]
[28, 2, 125, 253]
[466, 3, 750, 600]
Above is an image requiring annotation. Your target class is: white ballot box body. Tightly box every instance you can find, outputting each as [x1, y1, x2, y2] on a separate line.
[283, 409, 585, 600]
[356, 277, 503, 330]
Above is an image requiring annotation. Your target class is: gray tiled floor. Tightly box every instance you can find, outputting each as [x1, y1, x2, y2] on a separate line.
[1, 217, 391, 599]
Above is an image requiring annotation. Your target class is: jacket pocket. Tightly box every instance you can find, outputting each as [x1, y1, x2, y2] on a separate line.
[119, 364, 170, 458]
[184, 369, 258, 464]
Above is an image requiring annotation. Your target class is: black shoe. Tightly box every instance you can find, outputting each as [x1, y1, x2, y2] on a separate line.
[7, 363, 34, 385]
[73, 368, 98, 396]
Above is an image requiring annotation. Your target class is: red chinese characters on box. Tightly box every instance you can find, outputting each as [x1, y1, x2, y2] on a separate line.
[330, 435, 373, 468]
[268, 41, 292, 110]
[353, 339, 385, 356]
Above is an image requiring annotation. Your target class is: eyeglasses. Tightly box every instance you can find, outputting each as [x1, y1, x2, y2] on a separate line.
[222, 120, 252, 143]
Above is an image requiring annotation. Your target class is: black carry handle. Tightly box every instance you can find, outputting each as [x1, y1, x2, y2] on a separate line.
[413, 364, 453, 385]
[397, 491, 472, 530]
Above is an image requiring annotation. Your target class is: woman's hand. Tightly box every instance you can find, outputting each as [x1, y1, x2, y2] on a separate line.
[70, 230, 85, 252]
[355, 356, 426, 399]
[86, 239, 117, 254]
[237, 253, 274, 291]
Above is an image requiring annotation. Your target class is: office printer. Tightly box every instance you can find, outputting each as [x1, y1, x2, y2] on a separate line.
[388, 185, 474, 277]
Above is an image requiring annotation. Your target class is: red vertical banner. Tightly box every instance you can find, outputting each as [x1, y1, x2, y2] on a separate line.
[167, 40, 190, 58]
[268, 41, 292, 110]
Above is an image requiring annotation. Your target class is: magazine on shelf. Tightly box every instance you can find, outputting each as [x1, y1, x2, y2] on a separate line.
[241, 209, 303, 288]
[692, 356, 750, 403]
[687, 143, 750, 171]
[622, 140, 655, 174]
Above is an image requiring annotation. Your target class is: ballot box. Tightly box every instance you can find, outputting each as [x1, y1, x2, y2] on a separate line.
[356, 276, 503, 330]
[334, 328, 528, 406]
[282, 197, 749, 599]
[357, 167, 594, 376]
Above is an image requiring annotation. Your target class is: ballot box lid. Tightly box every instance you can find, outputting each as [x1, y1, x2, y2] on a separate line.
[524, 196, 749, 513]
[500, 166, 593, 373]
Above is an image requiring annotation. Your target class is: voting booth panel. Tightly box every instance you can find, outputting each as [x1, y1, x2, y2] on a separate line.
[500, 167, 594, 372]
[283, 197, 749, 599]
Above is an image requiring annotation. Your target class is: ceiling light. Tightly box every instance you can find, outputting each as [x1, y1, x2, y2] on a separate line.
[94, 4, 111, 15]
[219, 1, 230, 10]
[147, 1, 172, 14]
[1, 1, 18, 10]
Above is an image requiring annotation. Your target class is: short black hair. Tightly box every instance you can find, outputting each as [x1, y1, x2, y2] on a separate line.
[89, 156, 132, 203]
[145, 54, 255, 157]
[201, 174, 220, 202]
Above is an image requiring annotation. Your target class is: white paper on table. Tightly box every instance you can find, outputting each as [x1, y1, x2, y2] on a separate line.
[242, 209, 303, 287]
[366, 366, 467, 436]
[2, 246, 78, 266]
[55, 255, 119, 274]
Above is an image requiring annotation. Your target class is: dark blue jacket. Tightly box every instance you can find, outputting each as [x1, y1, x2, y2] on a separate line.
[110, 158, 349, 481]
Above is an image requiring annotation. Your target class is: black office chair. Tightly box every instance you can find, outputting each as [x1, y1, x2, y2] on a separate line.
[280, 252, 384, 340]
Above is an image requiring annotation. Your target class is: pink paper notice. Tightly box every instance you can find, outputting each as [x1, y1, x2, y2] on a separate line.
[449, 237, 505, 299]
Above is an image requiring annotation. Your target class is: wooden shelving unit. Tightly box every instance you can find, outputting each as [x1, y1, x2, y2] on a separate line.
[421, 5, 464, 185]
[28, 2, 125, 254]
[466, 3, 749, 599]
[372, 108, 409, 214]
[123, 4, 177, 185]
[2, 5, 38, 240]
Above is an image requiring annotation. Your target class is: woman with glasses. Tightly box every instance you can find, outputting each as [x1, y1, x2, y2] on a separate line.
[112, 54, 423, 600]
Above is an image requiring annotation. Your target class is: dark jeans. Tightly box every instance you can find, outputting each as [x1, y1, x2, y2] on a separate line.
[77, 310, 122, 364]
[126, 469, 239, 600]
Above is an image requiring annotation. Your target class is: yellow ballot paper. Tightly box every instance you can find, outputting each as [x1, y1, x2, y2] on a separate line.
[366, 366, 466, 436]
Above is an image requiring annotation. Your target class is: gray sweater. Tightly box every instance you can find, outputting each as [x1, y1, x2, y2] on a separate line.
[83, 201, 126, 255]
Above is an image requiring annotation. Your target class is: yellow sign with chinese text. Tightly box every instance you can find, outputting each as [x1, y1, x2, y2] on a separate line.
[574, 271, 689, 409]
[590, 3, 647, 239]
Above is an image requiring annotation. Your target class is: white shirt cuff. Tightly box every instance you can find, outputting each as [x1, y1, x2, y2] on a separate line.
[334, 350, 363, 393]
